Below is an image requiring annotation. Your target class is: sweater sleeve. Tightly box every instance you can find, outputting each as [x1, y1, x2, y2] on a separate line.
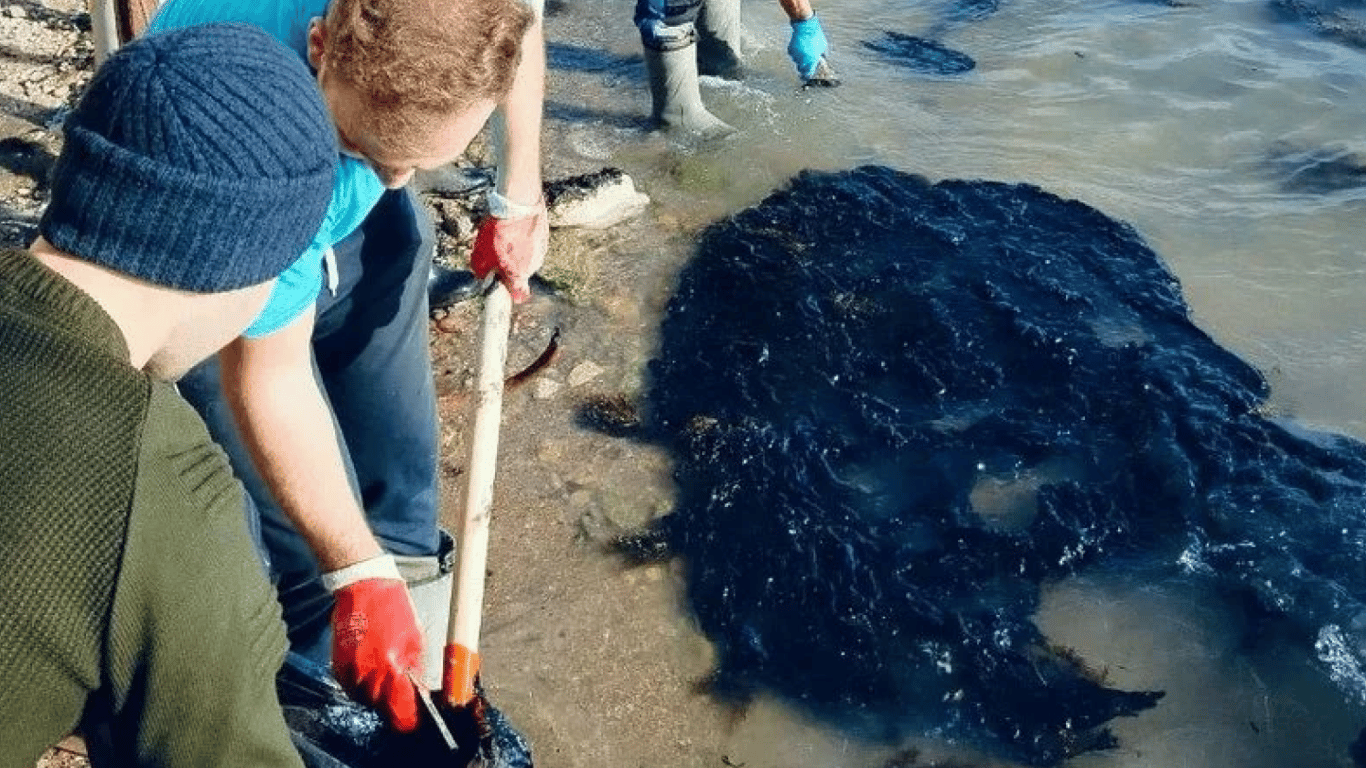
[101, 383, 303, 768]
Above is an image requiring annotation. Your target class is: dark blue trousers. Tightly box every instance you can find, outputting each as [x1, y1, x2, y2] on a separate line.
[636, 0, 704, 46]
[180, 188, 440, 664]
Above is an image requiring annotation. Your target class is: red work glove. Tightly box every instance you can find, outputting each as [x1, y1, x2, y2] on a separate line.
[328, 562, 424, 733]
[469, 191, 549, 303]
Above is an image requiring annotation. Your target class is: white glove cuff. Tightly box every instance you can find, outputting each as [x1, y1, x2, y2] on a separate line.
[487, 190, 545, 220]
[321, 553, 403, 593]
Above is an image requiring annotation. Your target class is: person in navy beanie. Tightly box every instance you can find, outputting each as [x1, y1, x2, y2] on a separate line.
[0, 22, 334, 768]
[41, 21, 336, 294]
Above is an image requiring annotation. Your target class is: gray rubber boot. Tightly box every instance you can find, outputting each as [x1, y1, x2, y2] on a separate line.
[644, 40, 735, 137]
[696, 0, 744, 79]
[394, 529, 456, 690]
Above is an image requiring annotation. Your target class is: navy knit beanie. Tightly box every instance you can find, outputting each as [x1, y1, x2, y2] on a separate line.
[39, 23, 337, 293]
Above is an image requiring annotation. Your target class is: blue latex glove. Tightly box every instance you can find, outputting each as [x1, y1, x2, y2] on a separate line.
[787, 15, 829, 81]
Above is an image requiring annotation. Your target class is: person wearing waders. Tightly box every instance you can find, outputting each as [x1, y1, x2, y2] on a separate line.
[638, 0, 837, 136]
[0, 23, 336, 768]
[143, 0, 541, 735]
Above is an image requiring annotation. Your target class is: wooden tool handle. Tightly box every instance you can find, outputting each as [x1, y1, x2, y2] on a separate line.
[442, 282, 512, 708]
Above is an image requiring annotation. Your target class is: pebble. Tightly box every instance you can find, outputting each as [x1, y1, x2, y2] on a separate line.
[567, 360, 604, 387]
[533, 378, 562, 400]
[4, 5, 27, 18]
[433, 312, 464, 334]
[444, 209, 475, 241]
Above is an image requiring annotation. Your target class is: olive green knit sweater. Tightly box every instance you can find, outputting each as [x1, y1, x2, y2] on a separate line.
[0, 248, 302, 768]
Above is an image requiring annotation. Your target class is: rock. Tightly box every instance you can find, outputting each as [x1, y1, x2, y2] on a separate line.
[567, 360, 604, 387]
[533, 378, 562, 400]
[544, 168, 650, 229]
[434, 199, 477, 242]
[575, 393, 644, 438]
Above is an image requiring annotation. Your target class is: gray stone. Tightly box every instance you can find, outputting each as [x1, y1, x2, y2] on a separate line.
[545, 168, 650, 229]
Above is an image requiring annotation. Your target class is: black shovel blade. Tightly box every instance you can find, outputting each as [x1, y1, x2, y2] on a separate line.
[278, 653, 532, 768]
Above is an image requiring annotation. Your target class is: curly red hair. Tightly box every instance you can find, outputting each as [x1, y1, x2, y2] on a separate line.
[322, 0, 533, 143]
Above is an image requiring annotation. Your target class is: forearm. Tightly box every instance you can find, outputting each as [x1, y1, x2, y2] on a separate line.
[491, 12, 545, 206]
[218, 320, 382, 572]
[777, 0, 814, 21]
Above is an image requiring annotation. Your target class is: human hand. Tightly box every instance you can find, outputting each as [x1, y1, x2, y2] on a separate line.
[329, 571, 424, 732]
[787, 15, 829, 81]
[470, 191, 549, 303]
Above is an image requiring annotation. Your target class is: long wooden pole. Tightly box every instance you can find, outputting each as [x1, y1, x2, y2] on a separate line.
[441, 282, 512, 709]
[89, 0, 119, 65]
[90, 0, 161, 64]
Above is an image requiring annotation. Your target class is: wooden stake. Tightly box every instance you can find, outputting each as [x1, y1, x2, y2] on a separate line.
[89, 0, 162, 63]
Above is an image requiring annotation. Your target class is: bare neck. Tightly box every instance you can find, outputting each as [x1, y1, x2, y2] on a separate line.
[29, 237, 173, 370]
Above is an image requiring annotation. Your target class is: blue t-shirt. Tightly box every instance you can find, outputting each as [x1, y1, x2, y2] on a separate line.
[147, 0, 386, 337]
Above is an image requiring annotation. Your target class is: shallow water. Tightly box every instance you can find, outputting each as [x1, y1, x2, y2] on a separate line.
[546, 0, 1366, 435]
[531, 0, 1366, 765]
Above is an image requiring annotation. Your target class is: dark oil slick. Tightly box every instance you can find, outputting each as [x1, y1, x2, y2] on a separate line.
[860, 0, 999, 75]
[1266, 140, 1366, 194]
[618, 165, 1366, 766]
[1269, 0, 1366, 49]
[863, 32, 977, 75]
